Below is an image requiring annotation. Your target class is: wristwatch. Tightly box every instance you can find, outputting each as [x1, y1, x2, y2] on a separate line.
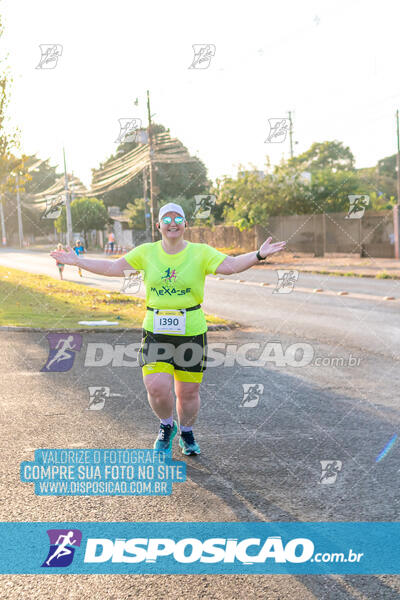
[256, 250, 265, 261]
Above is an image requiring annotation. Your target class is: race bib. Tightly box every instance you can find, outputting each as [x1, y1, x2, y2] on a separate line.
[153, 309, 186, 335]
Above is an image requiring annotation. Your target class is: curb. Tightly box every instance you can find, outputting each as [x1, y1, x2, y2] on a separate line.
[250, 263, 400, 280]
[211, 276, 399, 302]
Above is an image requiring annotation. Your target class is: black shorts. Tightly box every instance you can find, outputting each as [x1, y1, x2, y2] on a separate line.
[138, 329, 207, 378]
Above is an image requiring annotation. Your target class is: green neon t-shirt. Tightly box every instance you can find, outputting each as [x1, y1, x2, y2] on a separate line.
[123, 241, 227, 335]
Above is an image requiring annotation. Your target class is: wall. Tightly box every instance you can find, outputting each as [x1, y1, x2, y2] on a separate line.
[185, 210, 395, 257]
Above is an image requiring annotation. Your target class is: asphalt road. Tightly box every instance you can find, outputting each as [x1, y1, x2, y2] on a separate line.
[1, 249, 400, 359]
[1, 249, 400, 599]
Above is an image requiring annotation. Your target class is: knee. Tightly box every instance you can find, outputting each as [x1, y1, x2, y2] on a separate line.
[145, 377, 171, 400]
[176, 383, 200, 402]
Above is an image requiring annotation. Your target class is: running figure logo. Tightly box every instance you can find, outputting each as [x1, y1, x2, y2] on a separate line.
[273, 270, 299, 294]
[345, 195, 370, 219]
[115, 118, 142, 144]
[87, 386, 123, 410]
[41, 333, 83, 372]
[36, 44, 63, 69]
[41, 195, 65, 220]
[240, 383, 264, 408]
[41, 529, 82, 567]
[188, 44, 216, 69]
[193, 195, 216, 219]
[265, 118, 290, 143]
[161, 267, 178, 287]
[319, 460, 342, 484]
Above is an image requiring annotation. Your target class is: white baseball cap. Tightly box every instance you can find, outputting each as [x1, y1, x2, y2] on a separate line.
[158, 202, 185, 222]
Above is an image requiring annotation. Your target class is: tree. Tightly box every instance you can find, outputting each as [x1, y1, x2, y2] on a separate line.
[2, 155, 38, 240]
[92, 123, 210, 211]
[124, 198, 146, 230]
[377, 154, 396, 179]
[123, 195, 203, 231]
[0, 14, 21, 244]
[289, 140, 355, 172]
[56, 196, 108, 247]
[357, 166, 397, 210]
[214, 142, 365, 229]
[214, 169, 274, 230]
[23, 156, 60, 195]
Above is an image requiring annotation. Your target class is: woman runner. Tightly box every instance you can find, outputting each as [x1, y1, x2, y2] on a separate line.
[54, 243, 66, 280]
[50, 202, 286, 455]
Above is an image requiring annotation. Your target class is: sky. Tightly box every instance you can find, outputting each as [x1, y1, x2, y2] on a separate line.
[1, 0, 400, 190]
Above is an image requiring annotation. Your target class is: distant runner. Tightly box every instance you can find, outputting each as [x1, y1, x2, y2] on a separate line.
[50, 202, 286, 455]
[54, 243, 66, 280]
[108, 231, 115, 253]
[73, 239, 85, 277]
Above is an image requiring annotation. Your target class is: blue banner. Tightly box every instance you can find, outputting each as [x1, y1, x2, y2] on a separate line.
[0, 522, 398, 574]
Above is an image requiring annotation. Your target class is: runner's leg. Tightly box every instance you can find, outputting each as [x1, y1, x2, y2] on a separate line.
[174, 380, 201, 428]
[143, 371, 174, 420]
[143, 369, 177, 450]
[175, 379, 202, 455]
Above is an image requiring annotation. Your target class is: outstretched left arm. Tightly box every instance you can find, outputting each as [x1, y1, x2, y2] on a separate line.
[215, 237, 286, 275]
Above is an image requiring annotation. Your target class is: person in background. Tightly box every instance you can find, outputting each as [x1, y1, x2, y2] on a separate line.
[108, 231, 115, 253]
[54, 243, 66, 280]
[73, 239, 85, 277]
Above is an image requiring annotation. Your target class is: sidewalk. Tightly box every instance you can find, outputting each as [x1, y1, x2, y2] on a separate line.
[255, 252, 400, 278]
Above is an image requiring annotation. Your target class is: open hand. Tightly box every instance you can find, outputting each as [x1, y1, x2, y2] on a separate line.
[259, 237, 286, 258]
[50, 246, 78, 265]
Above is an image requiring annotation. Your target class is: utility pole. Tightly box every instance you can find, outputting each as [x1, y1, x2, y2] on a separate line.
[63, 147, 73, 247]
[16, 172, 24, 248]
[394, 110, 400, 259]
[147, 90, 157, 241]
[288, 110, 294, 159]
[143, 165, 151, 241]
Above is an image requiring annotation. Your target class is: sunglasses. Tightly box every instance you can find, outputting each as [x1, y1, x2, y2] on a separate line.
[161, 216, 185, 225]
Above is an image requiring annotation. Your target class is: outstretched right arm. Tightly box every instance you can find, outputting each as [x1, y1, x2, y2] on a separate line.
[50, 247, 133, 277]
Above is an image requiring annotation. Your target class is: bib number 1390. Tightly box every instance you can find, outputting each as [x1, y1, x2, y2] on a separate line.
[153, 309, 186, 334]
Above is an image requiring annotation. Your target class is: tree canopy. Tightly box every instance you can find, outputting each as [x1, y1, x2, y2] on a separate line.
[213, 140, 397, 229]
[56, 196, 108, 246]
[92, 123, 210, 213]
